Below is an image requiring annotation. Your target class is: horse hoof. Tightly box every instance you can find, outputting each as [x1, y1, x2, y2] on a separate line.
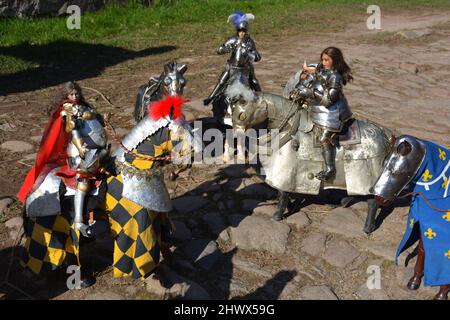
[272, 211, 284, 221]
[433, 285, 450, 300]
[79, 275, 96, 289]
[203, 98, 211, 106]
[363, 224, 376, 235]
[340, 197, 354, 208]
[407, 281, 421, 291]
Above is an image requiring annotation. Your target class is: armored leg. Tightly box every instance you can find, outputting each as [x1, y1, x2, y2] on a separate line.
[364, 198, 379, 234]
[407, 237, 425, 290]
[272, 191, 289, 221]
[248, 65, 261, 92]
[204, 69, 230, 106]
[74, 179, 93, 238]
[316, 129, 336, 181]
[434, 285, 450, 300]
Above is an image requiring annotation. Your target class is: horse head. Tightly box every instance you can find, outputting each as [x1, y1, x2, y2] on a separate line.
[226, 82, 266, 130]
[371, 135, 425, 205]
[160, 61, 188, 97]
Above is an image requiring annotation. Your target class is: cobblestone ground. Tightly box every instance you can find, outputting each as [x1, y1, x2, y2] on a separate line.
[0, 9, 449, 300]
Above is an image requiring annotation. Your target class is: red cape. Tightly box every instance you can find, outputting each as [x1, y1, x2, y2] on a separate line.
[17, 100, 73, 203]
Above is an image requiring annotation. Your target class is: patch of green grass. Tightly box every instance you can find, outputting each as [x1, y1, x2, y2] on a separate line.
[1, 0, 449, 75]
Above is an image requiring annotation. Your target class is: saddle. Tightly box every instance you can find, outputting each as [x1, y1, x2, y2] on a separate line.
[311, 118, 361, 148]
[337, 118, 361, 146]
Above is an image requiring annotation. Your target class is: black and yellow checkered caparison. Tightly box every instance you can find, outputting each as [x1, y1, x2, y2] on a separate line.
[21, 210, 80, 275]
[105, 126, 184, 279]
[21, 181, 107, 276]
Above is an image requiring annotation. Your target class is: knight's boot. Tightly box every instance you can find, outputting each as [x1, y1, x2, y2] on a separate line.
[407, 240, 425, 290]
[250, 77, 261, 92]
[434, 285, 450, 300]
[272, 191, 289, 221]
[316, 145, 336, 181]
[74, 180, 93, 238]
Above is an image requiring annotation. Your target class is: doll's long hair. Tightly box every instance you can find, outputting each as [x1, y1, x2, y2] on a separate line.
[320, 47, 353, 85]
[47, 81, 90, 115]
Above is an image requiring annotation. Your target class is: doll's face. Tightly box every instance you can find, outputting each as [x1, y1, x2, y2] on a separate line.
[321, 53, 333, 70]
[67, 89, 80, 102]
[238, 30, 246, 39]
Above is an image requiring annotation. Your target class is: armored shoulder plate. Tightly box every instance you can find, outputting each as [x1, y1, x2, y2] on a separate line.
[218, 36, 239, 54]
[326, 71, 343, 90]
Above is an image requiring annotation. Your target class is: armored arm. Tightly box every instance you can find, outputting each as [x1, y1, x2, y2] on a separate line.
[290, 75, 314, 101]
[314, 72, 343, 107]
[246, 37, 261, 62]
[217, 37, 238, 55]
[60, 103, 88, 159]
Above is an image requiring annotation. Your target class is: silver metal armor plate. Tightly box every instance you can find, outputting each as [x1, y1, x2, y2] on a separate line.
[25, 167, 62, 217]
[260, 119, 392, 195]
[371, 135, 426, 200]
[79, 118, 107, 148]
[308, 71, 352, 131]
[113, 117, 170, 162]
[121, 168, 173, 212]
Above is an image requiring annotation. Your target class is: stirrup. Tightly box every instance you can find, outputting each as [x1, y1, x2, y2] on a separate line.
[315, 169, 336, 181]
[75, 222, 94, 238]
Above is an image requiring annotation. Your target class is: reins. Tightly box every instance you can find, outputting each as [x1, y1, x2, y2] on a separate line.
[104, 118, 171, 162]
[397, 191, 449, 213]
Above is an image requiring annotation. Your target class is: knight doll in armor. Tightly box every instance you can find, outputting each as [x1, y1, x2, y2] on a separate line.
[290, 47, 353, 181]
[203, 11, 261, 107]
[18, 81, 110, 287]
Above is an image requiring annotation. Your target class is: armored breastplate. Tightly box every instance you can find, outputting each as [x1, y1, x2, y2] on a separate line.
[308, 71, 344, 106]
[229, 39, 252, 67]
[64, 103, 108, 172]
[78, 118, 107, 148]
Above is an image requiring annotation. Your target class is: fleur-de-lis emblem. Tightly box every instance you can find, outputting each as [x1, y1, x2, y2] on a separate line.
[443, 177, 449, 190]
[422, 169, 433, 182]
[424, 228, 437, 240]
[438, 148, 446, 161]
[409, 218, 414, 229]
[443, 211, 450, 222]
[445, 250, 450, 259]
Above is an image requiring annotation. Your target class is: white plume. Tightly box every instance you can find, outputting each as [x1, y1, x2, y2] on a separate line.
[225, 82, 255, 102]
[245, 13, 255, 20]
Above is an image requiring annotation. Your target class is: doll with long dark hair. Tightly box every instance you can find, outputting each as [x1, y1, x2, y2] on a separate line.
[291, 46, 353, 181]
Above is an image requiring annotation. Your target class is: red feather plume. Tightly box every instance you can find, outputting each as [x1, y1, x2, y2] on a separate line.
[148, 96, 189, 120]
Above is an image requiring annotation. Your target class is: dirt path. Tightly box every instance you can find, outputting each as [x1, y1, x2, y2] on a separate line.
[0, 9, 449, 300]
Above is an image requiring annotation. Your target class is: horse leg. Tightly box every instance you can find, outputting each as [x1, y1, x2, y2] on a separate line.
[340, 196, 354, 208]
[223, 138, 234, 163]
[434, 284, 450, 300]
[407, 237, 425, 290]
[272, 191, 289, 221]
[363, 197, 379, 234]
[236, 129, 246, 164]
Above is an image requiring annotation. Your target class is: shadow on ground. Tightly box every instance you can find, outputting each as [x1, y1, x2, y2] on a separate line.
[0, 40, 176, 95]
